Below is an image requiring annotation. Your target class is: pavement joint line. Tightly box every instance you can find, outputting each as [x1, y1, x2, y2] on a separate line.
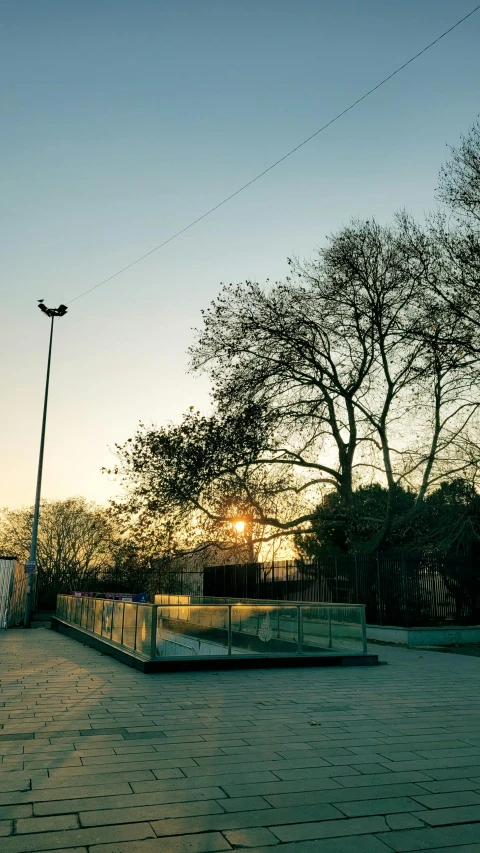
[3, 632, 480, 850]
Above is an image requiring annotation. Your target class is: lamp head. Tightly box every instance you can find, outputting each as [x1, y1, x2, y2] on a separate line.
[37, 302, 68, 318]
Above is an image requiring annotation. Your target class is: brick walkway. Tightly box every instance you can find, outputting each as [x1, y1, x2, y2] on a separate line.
[1, 631, 480, 852]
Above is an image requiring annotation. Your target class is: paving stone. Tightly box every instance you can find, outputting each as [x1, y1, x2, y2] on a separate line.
[262, 765, 362, 782]
[404, 847, 480, 853]
[411, 790, 480, 808]
[0, 735, 34, 742]
[0, 803, 32, 819]
[271, 814, 388, 842]
[0, 772, 47, 792]
[31, 770, 156, 789]
[333, 771, 434, 787]
[412, 803, 480, 825]
[219, 796, 272, 813]
[131, 772, 277, 795]
[333, 795, 425, 817]
[79, 798, 225, 827]
[386, 813, 427, 830]
[221, 777, 344, 800]
[16, 814, 79, 834]
[0, 819, 13, 836]
[0, 822, 155, 853]
[415, 778, 480, 793]
[89, 835, 231, 853]
[194, 839, 391, 853]
[265, 782, 426, 809]
[222, 826, 279, 846]
[376, 822, 480, 851]
[149, 804, 344, 837]
[34, 786, 227, 816]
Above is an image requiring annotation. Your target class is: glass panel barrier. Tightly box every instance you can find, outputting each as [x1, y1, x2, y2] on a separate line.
[86, 598, 95, 632]
[154, 594, 191, 606]
[74, 597, 82, 626]
[330, 605, 364, 652]
[123, 603, 137, 650]
[65, 596, 73, 623]
[301, 605, 364, 653]
[112, 602, 125, 645]
[156, 605, 229, 657]
[94, 599, 103, 635]
[55, 595, 367, 660]
[80, 598, 88, 629]
[135, 605, 153, 657]
[231, 605, 299, 655]
[101, 600, 113, 638]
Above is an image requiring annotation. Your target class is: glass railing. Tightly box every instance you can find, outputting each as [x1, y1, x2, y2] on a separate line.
[56, 594, 367, 659]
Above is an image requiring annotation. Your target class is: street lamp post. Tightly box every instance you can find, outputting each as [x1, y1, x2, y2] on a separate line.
[23, 301, 68, 628]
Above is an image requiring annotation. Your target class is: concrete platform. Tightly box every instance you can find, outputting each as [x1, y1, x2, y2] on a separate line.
[367, 624, 480, 646]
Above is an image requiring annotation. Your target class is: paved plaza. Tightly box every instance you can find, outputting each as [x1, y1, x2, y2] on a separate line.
[1, 631, 480, 852]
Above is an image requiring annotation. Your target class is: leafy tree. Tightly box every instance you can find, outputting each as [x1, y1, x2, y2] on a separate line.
[108, 406, 304, 560]
[419, 479, 480, 556]
[0, 498, 112, 608]
[296, 485, 417, 557]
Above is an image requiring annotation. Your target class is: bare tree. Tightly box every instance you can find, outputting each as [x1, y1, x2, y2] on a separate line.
[112, 220, 478, 554]
[402, 120, 480, 356]
[190, 220, 478, 549]
[438, 118, 480, 224]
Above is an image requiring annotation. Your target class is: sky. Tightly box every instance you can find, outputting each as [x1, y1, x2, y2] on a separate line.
[1, 0, 479, 510]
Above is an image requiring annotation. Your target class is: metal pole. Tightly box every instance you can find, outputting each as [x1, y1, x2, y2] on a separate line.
[360, 605, 368, 655]
[297, 605, 302, 654]
[24, 316, 55, 628]
[150, 606, 157, 660]
[228, 605, 232, 655]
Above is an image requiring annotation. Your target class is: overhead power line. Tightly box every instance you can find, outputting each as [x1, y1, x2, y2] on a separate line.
[68, 3, 480, 305]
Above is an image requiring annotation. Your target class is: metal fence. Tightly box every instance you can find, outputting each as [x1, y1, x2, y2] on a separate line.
[197, 555, 480, 627]
[38, 552, 480, 628]
[35, 563, 182, 612]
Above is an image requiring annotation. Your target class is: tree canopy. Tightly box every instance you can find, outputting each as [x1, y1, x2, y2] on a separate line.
[110, 118, 480, 557]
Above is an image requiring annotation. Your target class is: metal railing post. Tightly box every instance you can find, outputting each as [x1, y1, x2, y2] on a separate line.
[120, 603, 125, 646]
[150, 605, 157, 660]
[361, 605, 367, 655]
[228, 605, 232, 655]
[133, 604, 139, 651]
[328, 608, 332, 649]
[297, 605, 302, 654]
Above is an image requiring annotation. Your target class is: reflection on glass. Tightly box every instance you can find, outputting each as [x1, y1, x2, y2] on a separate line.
[102, 601, 113, 638]
[112, 602, 124, 644]
[123, 603, 137, 650]
[156, 605, 229, 657]
[55, 595, 366, 660]
[135, 605, 153, 656]
[94, 599, 103, 635]
[231, 605, 298, 654]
